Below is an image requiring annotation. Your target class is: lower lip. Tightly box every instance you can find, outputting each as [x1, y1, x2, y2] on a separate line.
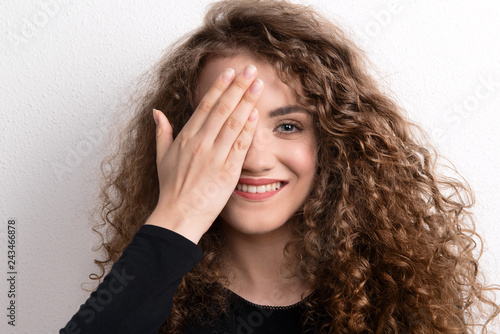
[233, 183, 286, 200]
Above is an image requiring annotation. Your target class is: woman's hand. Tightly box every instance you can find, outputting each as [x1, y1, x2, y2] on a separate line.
[145, 65, 263, 244]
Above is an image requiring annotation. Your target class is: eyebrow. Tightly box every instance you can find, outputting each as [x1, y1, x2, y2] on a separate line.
[267, 105, 309, 118]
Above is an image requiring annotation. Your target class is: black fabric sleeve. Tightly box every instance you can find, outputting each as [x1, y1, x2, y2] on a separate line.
[60, 225, 203, 334]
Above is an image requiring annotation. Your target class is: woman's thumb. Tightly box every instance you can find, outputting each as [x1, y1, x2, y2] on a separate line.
[153, 109, 174, 162]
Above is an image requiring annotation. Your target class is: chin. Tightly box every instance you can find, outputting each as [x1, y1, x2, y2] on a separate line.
[219, 212, 290, 236]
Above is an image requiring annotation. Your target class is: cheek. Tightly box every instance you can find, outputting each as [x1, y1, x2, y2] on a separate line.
[281, 142, 317, 179]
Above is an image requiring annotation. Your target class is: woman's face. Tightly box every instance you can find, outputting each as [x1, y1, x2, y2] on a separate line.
[195, 53, 317, 235]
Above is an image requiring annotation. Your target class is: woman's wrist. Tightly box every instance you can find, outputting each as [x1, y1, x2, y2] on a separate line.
[144, 207, 205, 245]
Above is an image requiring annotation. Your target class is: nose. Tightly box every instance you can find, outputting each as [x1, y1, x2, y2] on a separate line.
[241, 126, 276, 174]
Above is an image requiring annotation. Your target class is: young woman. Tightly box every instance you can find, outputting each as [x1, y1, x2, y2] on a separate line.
[62, 0, 499, 333]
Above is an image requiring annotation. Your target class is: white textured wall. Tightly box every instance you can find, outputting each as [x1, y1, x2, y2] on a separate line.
[1, 0, 499, 332]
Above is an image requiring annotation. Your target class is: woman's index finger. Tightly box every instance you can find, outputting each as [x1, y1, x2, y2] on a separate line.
[181, 68, 235, 136]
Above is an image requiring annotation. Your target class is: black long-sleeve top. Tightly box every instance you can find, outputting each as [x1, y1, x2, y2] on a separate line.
[60, 225, 308, 333]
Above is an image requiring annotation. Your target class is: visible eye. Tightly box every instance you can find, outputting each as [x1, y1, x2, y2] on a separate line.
[274, 121, 303, 135]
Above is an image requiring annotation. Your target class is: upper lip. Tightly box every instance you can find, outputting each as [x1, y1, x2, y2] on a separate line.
[237, 178, 286, 186]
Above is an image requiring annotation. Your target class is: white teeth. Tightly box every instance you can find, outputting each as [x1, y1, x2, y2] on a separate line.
[236, 182, 283, 193]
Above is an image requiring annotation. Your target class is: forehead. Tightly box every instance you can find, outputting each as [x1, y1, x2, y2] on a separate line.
[195, 53, 299, 107]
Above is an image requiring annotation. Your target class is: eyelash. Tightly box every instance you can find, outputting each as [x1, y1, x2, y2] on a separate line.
[274, 121, 303, 135]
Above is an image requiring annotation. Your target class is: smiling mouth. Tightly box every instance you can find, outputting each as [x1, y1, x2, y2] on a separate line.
[235, 181, 285, 193]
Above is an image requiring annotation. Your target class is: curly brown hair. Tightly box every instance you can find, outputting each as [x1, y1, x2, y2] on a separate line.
[89, 0, 499, 332]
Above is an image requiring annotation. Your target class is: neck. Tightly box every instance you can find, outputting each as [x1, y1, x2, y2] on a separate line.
[220, 219, 310, 306]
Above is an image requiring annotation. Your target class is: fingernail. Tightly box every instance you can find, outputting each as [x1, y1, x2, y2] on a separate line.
[153, 109, 159, 125]
[250, 79, 263, 94]
[248, 108, 258, 122]
[243, 65, 256, 79]
[222, 68, 235, 82]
